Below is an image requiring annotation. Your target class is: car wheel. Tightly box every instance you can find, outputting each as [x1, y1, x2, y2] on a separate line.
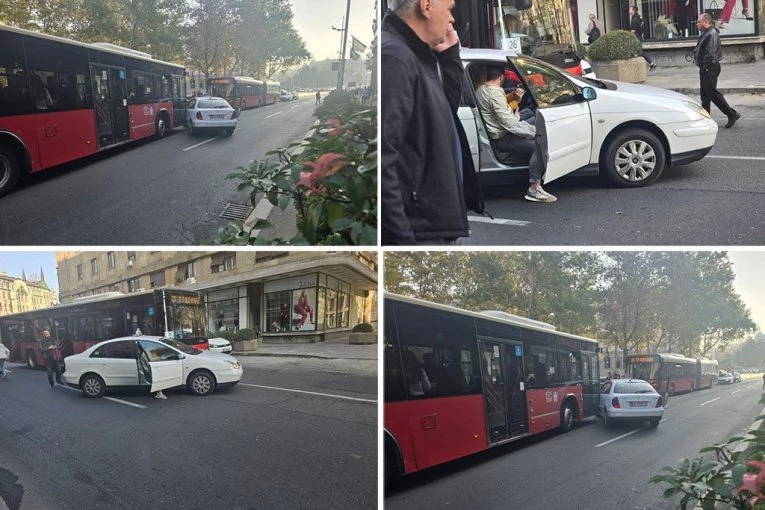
[187, 120, 195, 136]
[0, 145, 22, 198]
[649, 417, 661, 428]
[26, 350, 37, 369]
[223, 128, 234, 137]
[602, 407, 611, 428]
[81, 374, 105, 398]
[188, 370, 216, 396]
[560, 401, 575, 432]
[602, 129, 665, 187]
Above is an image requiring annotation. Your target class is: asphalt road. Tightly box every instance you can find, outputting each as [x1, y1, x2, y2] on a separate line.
[0, 98, 316, 245]
[0, 355, 377, 510]
[465, 97, 765, 246]
[385, 376, 764, 510]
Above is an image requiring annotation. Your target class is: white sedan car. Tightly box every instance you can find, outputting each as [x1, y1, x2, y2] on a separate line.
[63, 335, 242, 398]
[459, 48, 718, 188]
[718, 370, 734, 384]
[207, 336, 233, 354]
[599, 378, 665, 428]
[186, 96, 237, 136]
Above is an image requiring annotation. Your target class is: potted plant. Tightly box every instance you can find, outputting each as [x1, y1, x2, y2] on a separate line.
[654, 15, 679, 39]
[231, 328, 259, 352]
[349, 323, 376, 345]
[587, 30, 646, 83]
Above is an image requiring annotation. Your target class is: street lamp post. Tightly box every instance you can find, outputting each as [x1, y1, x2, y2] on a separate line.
[333, 0, 352, 91]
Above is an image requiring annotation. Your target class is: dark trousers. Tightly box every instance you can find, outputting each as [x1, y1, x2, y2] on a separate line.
[494, 133, 543, 182]
[700, 63, 736, 118]
[46, 359, 62, 386]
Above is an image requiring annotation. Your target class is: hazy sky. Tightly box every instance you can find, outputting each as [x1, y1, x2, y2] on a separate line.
[728, 251, 765, 331]
[0, 251, 59, 296]
[290, 0, 377, 61]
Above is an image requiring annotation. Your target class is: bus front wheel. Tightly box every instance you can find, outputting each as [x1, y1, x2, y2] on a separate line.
[0, 145, 21, 198]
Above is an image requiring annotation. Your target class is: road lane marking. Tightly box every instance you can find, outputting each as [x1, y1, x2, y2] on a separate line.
[59, 384, 147, 408]
[468, 215, 531, 227]
[700, 397, 721, 406]
[595, 428, 642, 447]
[706, 155, 765, 161]
[183, 137, 219, 151]
[731, 389, 741, 395]
[291, 105, 300, 109]
[240, 383, 376, 403]
[266, 112, 282, 119]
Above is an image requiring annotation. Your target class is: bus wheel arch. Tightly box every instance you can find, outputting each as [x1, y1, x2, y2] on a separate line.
[560, 396, 578, 432]
[155, 111, 170, 138]
[0, 138, 28, 197]
[384, 430, 404, 490]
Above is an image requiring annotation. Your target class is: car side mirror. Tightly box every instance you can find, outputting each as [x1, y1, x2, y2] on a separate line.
[582, 87, 597, 101]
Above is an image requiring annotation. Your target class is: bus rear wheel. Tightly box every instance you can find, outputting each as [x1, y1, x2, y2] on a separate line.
[155, 114, 168, 139]
[0, 145, 21, 198]
[560, 401, 575, 432]
[26, 350, 37, 369]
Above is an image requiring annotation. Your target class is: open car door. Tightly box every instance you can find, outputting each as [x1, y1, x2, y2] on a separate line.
[535, 104, 592, 184]
[137, 340, 184, 393]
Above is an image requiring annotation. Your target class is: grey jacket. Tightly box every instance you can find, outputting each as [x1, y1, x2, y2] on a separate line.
[693, 26, 723, 68]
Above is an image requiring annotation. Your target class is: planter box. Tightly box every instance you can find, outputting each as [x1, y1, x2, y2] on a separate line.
[592, 57, 647, 83]
[232, 339, 259, 352]
[349, 332, 376, 345]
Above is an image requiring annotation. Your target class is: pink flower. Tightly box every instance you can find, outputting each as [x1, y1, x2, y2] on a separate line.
[296, 153, 347, 195]
[739, 460, 765, 505]
[326, 118, 342, 137]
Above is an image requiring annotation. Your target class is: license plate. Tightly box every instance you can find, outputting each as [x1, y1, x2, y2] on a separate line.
[210, 114, 224, 119]
[630, 401, 648, 407]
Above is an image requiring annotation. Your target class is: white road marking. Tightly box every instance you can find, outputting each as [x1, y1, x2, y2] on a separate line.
[59, 384, 147, 408]
[700, 397, 721, 406]
[595, 428, 643, 447]
[731, 389, 741, 395]
[291, 104, 300, 109]
[182, 137, 219, 151]
[706, 155, 765, 161]
[240, 383, 376, 403]
[468, 215, 531, 227]
[266, 112, 282, 119]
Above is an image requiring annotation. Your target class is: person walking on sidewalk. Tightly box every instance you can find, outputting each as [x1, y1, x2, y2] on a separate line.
[693, 13, 741, 128]
[629, 5, 656, 71]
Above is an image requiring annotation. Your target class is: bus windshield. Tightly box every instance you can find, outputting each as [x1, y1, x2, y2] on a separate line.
[210, 81, 231, 98]
[628, 360, 660, 381]
[166, 294, 207, 341]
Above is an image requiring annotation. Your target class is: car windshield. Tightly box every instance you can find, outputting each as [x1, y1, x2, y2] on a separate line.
[160, 337, 202, 355]
[198, 99, 231, 109]
[614, 381, 655, 394]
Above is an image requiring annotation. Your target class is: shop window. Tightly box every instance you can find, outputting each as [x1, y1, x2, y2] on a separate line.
[265, 291, 291, 332]
[209, 298, 240, 334]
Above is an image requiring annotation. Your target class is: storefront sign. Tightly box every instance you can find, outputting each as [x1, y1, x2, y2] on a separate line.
[264, 274, 318, 293]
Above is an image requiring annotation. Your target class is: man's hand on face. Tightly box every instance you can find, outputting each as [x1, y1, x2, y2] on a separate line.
[434, 23, 459, 53]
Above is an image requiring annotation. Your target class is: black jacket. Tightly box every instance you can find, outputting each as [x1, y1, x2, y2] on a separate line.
[381, 12, 484, 245]
[629, 13, 644, 40]
[693, 26, 723, 68]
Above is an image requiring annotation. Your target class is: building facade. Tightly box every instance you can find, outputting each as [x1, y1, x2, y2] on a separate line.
[55, 251, 378, 342]
[0, 270, 58, 316]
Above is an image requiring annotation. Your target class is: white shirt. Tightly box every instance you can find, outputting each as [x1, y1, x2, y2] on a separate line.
[474, 83, 520, 139]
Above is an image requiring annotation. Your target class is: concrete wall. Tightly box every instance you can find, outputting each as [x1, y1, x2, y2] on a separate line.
[644, 36, 765, 67]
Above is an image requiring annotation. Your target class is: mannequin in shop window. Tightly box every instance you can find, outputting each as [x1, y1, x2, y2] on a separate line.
[295, 290, 314, 330]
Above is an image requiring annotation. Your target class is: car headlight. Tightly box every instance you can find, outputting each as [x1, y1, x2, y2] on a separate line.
[226, 361, 241, 370]
[684, 101, 711, 119]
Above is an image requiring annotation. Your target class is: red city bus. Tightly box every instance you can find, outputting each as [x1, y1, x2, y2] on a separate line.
[384, 293, 600, 485]
[625, 353, 718, 396]
[0, 289, 210, 369]
[0, 24, 186, 197]
[209, 76, 266, 110]
[263, 80, 281, 105]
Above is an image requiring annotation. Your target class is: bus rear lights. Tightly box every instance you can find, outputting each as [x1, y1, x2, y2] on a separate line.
[612, 397, 621, 408]
[196, 111, 203, 120]
[655, 396, 664, 408]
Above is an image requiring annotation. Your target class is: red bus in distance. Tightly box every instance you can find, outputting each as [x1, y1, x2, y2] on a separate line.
[384, 293, 601, 485]
[625, 353, 718, 396]
[208, 76, 282, 110]
[0, 24, 186, 197]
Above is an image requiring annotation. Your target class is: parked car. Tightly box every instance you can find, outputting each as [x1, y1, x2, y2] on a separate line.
[207, 336, 233, 354]
[599, 378, 664, 428]
[185, 96, 237, 136]
[458, 48, 718, 188]
[718, 370, 734, 384]
[280, 90, 293, 102]
[63, 335, 243, 398]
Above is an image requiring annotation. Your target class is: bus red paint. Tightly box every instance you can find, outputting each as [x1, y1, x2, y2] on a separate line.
[625, 353, 718, 396]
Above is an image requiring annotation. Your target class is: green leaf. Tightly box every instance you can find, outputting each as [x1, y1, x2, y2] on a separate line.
[331, 218, 356, 232]
[731, 463, 747, 486]
[662, 487, 680, 498]
[650, 474, 677, 485]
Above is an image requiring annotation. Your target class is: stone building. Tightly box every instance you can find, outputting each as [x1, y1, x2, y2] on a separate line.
[0, 269, 58, 316]
[55, 251, 378, 342]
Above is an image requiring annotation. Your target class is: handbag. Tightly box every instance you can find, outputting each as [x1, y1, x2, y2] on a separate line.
[705, 0, 722, 20]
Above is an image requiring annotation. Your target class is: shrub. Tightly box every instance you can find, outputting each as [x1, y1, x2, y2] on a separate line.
[217, 93, 376, 245]
[351, 323, 374, 333]
[234, 328, 256, 342]
[587, 30, 642, 61]
[211, 330, 235, 341]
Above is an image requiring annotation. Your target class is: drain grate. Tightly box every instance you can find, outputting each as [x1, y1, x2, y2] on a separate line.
[219, 203, 254, 221]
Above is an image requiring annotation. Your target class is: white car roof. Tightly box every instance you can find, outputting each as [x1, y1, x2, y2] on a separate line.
[460, 47, 518, 61]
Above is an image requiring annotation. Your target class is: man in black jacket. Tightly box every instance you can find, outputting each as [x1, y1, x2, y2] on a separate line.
[381, 0, 484, 245]
[694, 13, 740, 128]
[629, 5, 656, 71]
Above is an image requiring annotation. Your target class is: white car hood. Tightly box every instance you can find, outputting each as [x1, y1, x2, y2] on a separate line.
[196, 350, 238, 363]
[599, 80, 694, 102]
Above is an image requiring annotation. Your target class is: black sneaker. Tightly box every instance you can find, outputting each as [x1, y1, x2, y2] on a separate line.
[649, 63, 657, 71]
[725, 112, 741, 128]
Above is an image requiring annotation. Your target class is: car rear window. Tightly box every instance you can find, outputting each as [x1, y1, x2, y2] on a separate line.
[198, 99, 231, 109]
[614, 381, 655, 394]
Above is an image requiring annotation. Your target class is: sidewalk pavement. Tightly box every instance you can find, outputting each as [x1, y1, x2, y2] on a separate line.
[642, 62, 765, 95]
[233, 340, 377, 361]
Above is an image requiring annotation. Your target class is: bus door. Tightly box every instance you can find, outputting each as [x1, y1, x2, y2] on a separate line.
[171, 74, 185, 128]
[504, 342, 528, 438]
[479, 339, 510, 443]
[91, 65, 129, 148]
[581, 351, 599, 416]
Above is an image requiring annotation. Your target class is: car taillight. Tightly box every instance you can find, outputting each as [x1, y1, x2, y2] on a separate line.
[655, 396, 663, 408]
[612, 397, 620, 408]
[230, 111, 237, 120]
[196, 111, 203, 120]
